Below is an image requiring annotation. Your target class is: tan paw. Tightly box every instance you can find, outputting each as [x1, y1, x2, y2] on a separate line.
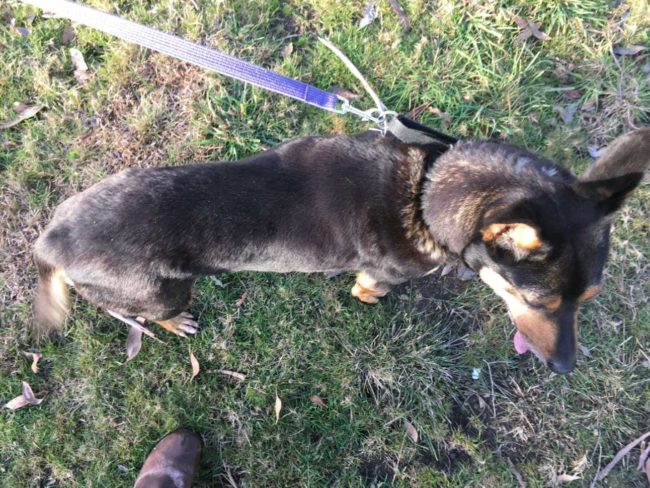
[351, 283, 381, 304]
[351, 272, 391, 304]
[155, 312, 199, 338]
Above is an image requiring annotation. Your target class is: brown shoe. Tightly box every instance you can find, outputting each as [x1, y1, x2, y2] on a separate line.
[134, 429, 202, 488]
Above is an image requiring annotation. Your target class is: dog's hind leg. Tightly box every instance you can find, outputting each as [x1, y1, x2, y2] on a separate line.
[351, 272, 392, 304]
[76, 276, 198, 337]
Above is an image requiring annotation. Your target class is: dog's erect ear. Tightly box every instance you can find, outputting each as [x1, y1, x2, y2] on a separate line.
[480, 203, 545, 261]
[573, 129, 650, 213]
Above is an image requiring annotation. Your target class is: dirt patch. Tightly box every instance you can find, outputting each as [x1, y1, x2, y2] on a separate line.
[448, 400, 480, 438]
[394, 272, 483, 338]
[422, 445, 473, 474]
[358, 455, 395, 483]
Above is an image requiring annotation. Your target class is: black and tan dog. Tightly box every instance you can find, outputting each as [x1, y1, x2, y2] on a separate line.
[32, 117, 649, 374]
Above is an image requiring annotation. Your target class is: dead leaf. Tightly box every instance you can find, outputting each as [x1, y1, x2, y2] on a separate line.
[513, 16, 550, 43]
[527, 20, 551, 41]
[506, 457, 527, 488]
[281, 42, 293, 59]
[456, 264, 476, 281]
[406, 102, 431, 120]
[331, 86, 360, 101]
[359, 2, 378, 28]
[211, 276, 225, 288]
[0, 103, 44, 130]
[578, 343, 592, 357]
[553, 103, 578, 125]
[555, 473, 580, 484]
[404, 420, 418, 443]
[389, 0, 410, 32]
[564, 89, 582, 100]
[476, 395, 488, 411]
[613, 45, 646, 56]
[23, 352, 42, 373]
[126, 326, 143, 362]
[310, 395, 326, 408]
[218, 369, 246, 382]
[513, 15, 529, 29]
[190, 351, 200, 382]
[62, 24, 75, 45]
[274, 395, 282, 423]
[572, 452, 589, 475]
[515, 29, 533, 44]
[235, 290, 248, 308]
[3, 382, 43, 410]
[440, 262, 455, 277]
[70, 48, 90, 84]
[594, 431, 650, 482]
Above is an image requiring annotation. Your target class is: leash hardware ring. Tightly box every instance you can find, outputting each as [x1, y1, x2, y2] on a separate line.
[335, 96, 398, 134]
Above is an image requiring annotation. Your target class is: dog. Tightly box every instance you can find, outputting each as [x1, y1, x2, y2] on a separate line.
[32, 116, 649, 374]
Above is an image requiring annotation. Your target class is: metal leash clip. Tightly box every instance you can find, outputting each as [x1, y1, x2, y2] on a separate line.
[321, 37, 396, 135]
[335, 97, 398, 135]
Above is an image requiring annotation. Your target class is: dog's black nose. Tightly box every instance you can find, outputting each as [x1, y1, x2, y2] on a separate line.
[548, 357, 576, 374]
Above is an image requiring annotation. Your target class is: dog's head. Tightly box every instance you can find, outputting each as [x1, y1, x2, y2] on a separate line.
[460, 129, 650, 373]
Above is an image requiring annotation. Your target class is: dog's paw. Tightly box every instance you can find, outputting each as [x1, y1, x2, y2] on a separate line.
[155, 312, 199, 337]
[351, 283, 381, 304]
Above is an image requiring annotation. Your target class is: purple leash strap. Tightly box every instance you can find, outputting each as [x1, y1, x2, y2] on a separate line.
[21, 0, 344, 113]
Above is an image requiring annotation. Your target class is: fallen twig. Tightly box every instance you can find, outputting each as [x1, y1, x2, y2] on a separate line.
[484, 360, 497, 418]
[108, 310, 165, 343]
[218, 369, 247, 382]
[506, 457, 527, 488]
[389, 0, 410, 32]
[592, 431, 650, 485]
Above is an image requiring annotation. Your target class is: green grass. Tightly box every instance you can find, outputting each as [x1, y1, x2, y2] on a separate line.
[1, 0, 649, 486]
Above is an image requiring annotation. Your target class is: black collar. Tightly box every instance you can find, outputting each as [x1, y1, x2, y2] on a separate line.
[387, 115, 457, 148]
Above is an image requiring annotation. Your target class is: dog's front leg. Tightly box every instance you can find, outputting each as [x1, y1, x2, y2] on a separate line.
[351, 272, 392, 304]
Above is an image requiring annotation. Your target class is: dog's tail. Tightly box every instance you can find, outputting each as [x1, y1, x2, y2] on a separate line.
[32, 254, 70, 341]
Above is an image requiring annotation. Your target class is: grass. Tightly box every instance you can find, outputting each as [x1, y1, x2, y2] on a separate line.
[1, 0, 649, 486]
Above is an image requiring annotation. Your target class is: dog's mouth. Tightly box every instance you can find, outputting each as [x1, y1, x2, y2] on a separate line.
[513, 330, 530, 354]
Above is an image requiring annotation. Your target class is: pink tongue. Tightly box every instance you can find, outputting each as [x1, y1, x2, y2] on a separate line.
[514, 330, 530, 354]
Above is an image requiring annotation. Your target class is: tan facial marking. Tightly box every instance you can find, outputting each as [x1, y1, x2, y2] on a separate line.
[479, 267, 558, 360]
[511, 308, 558, 359]
[523, 294, 562, 312]
[482, 223, 542, 250]
[579, 286, 601, 302]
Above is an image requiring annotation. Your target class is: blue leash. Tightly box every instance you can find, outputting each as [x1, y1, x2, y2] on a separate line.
[20, 0, 391, 125]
